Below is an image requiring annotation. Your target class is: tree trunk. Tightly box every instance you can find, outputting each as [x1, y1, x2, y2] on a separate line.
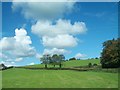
[45, 64, 47, 68]
[59, 63, 62, 68]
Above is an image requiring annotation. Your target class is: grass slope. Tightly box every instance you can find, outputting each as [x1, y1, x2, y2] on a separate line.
[24, 59, 100, 68]
[2, 59, 118, 88]
[2, 68, 118, 88]
[63, 59, 100, 68]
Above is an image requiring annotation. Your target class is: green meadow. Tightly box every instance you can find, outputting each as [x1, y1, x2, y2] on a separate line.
[2, 59, 118, 88]
[23, 59, 100, 68]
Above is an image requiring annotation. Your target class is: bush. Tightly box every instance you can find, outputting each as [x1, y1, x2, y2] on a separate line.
[95, 57, 98, 59]
[93, 63, 97, 67]
[69, 57, 76, 61]
[88, 63, 92, 68]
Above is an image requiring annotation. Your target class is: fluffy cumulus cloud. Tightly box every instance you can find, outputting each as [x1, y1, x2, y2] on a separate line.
[11, 1, 87, 58]
[42, 35, 78, 48]
[43, 48, 69, 55]
[32, 19, 87, 37]
[32, 19, 87, 48]
[0, 28, 36, 66]
[0, 28, 36, 57]
[12, 1, 75, 20]
[75, 53, 86, 59]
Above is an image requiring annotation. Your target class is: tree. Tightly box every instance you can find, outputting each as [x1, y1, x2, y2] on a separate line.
[101, 38, 120, 68]
[59, 54, 65, 68]
[95, 57, 98, 59]
[51, 54, 65, 68]
[69, 57, 76, 61]
[93, 63, 97, 67]
[51, 54, 58, 68]
[88, 63, 92, 68]
[40, 54, 65, 69]
[40, 54, 51, 68]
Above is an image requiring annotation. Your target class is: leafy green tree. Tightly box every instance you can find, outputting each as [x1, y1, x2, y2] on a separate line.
[51, 54, 65, 68]
[59, 54, 65, 68]
[88, 63, 92, 68]
[51, 54, 58, 67]
[40, 54, 65, 68]
[69, 57, 76, 61]
[101, 38, 120, 68]
[40, 54, 51, 68]
[95, 57, 98, 59]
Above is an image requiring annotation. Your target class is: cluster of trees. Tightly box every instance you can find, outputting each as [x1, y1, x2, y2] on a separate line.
[101, 38, 120, 68]
[88, 63, 97, 68]
[69, 57, 76, 61]
[40, 54, 65, 68]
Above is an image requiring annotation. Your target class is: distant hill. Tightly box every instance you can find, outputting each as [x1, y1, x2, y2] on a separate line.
[63, 59, 100, 68]
[22, 59, 100, 68]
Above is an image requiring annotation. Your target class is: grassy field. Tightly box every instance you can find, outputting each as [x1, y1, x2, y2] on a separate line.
[24, 59, 100, 68]
[2, 59, 118, 88]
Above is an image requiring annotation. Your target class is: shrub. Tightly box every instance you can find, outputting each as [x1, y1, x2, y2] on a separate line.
[69, 57, 76, 61]
[93, 63, 97, 66]
[88, 63, 92, 68]
[95, 57, 98, 59]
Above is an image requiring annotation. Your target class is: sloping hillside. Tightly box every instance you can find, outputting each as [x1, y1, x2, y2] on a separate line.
[22, 59, 100, 68]
[63, 59, 100, 68]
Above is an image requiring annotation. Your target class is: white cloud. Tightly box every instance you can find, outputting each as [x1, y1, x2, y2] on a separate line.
[0, 37, 15, 50]
[0, 61, 15, 67]
[43, 48, 69, 55]
[32, 19, 87, 37]
[0, 52, 8, 59]
[32, 19, 87, 48]
[28, 62, 35, 65]
[11, 61, 15, 64]
[0, 28, 36, 58]
[12, 1, 75, 20]
[42, 34, 78, 48]
[36, 53, 42, 59]
[75, 53, 86, 59]
[0, 28, 36, 66]
[11, 1, 88, 62]
[14, 28, 32, 45]
[15, 58, 23, 62]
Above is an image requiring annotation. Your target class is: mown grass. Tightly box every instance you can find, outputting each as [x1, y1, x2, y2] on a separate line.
[2, 68, 118, 88]
[0, 71, 2, 89]
[63, 59, 100, 68]
[23, 59, 100, 68]
[2, 59, 118, 88]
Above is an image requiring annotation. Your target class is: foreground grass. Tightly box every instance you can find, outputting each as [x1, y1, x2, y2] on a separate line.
[0, 71, 2, 89]
[2, 68, 118, 88]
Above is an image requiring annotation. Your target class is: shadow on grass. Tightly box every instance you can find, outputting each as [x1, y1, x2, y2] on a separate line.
[14, 66, 119, 73]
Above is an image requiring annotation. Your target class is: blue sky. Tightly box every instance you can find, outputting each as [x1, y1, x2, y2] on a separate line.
[1, 2, 118, 66]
